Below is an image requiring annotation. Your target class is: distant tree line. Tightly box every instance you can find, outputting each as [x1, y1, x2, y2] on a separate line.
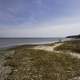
[66, 34, 80, 39]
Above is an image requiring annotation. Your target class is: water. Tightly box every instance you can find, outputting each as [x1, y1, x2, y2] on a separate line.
[0, 38, 63, 48]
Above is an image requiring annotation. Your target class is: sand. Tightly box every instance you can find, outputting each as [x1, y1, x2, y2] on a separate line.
[33, 43, 80, 59]
[33, 43, 62, 52]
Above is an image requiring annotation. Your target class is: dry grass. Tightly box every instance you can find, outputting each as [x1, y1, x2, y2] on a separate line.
[4, 47, 80, 80]
[55, 40, 80, 53]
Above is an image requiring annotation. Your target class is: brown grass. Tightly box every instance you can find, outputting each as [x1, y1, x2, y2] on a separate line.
[4, 47, 80, 80]
[55, 40, 80, 53]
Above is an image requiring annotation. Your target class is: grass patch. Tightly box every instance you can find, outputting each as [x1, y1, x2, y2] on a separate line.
[55, 40, 80, 53]
[4, 48, 80, 80]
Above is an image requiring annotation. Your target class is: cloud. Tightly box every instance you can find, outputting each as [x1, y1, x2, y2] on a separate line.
[1, 0, 80, 25]
[0, 0, 80, 38]
[0, 20, 80, 37]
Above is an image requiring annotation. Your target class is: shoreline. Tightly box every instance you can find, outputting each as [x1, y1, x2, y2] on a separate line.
[0, 40, 80, 80]
[0, 41, 61, 80]
[0, 42, 56, 80]
[0, 41, 60, 50]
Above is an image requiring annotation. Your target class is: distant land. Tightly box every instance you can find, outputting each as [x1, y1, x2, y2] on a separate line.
[66, 34, 80, 38]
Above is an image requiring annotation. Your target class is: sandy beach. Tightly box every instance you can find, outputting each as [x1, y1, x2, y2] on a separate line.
[33, 42, 80, 59]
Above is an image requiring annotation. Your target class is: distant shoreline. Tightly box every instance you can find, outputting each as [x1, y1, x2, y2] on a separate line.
[0, 38, 63, 49]
[0, 41, 60, 50]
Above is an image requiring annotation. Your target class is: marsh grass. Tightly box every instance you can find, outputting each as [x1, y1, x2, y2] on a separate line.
[55, 40, 80, 53]
[4, 48, 80, 80]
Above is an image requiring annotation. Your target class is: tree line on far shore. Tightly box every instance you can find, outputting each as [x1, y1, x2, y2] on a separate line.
[66, 34, 80, 39]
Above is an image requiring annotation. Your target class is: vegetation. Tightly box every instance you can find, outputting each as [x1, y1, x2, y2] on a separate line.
[4, 48, 80, 80]
[55, 40, 80, 53]
[67, 34, 80, 39]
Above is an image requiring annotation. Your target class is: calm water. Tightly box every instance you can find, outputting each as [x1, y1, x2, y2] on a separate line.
[0, 38, 63, 48]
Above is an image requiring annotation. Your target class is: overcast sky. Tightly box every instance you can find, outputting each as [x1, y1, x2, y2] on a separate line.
[0, 0, 80, 37]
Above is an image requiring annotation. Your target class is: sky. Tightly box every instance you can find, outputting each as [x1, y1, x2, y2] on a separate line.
[0, 0, 80, 37]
